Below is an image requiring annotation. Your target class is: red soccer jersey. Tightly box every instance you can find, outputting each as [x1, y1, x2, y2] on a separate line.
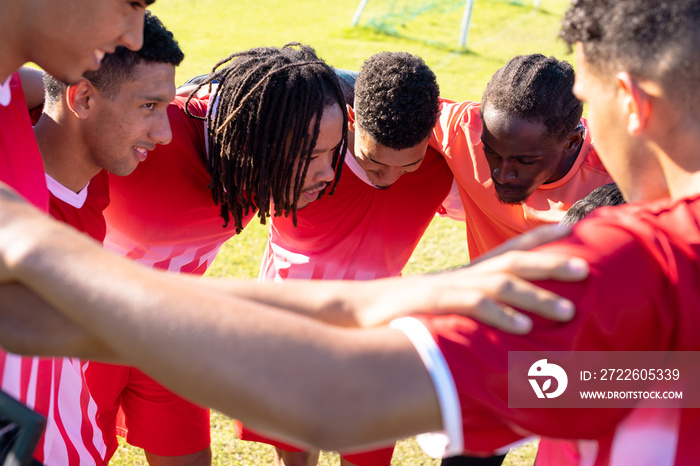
[430, 99, 613, 259]
[0, 171, 113, 465]
[0, 73, 48, 210]
[48, 170, 110, 242]
[103, 95, 253, 275]
[0, 75, 104, 464]
[260, 145, 454, 281]
[102, 95, 249, 456]
[393, 194, 700, 465]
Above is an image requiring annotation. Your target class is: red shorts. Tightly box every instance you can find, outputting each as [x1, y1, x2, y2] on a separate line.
[235, 421, 395, 466]
[84, 362, 210, 457]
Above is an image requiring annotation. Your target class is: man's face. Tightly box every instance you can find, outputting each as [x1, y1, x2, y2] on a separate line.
[351, 124, 427, 189]
[82, 62, 175, 177]
[31, 0, 149, 84]
[572, 44, 633, 192]
[294, 102, 345, 209]
[481, 106, 577, 204]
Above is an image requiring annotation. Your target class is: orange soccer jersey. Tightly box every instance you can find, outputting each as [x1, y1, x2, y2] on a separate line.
[431, 99, 613, 259]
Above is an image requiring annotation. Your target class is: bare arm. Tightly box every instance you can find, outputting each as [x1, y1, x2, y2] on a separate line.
[0, 186, 585, 449]
[0, 282, 120, 362]
[190, 223, 586, 333]
[0, 187, 438, 448]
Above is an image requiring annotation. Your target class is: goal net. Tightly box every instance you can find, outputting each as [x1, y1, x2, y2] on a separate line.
[351, 0, 541, 47]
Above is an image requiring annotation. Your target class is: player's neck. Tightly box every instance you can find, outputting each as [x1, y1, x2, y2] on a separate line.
[34, 114, 95, 193]
[654, 117, 700, 200]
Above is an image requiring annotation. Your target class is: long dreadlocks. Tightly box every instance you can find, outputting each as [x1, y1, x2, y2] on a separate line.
[185, 43, 348, 233]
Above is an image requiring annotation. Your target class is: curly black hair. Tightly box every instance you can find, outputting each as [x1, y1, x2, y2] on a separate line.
[185, 43, 348, 232]
[354, 51, 440, 150]
[45, 11, 184, 102]
[560, 183, 625, 226]
[560, 0, 700, 116]
[480, 54, 582, 141]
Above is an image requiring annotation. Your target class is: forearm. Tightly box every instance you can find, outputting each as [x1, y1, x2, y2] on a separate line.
[4, 212, 439, 449]
[0, 282, 120, 362]
[185, 277, 372, 326]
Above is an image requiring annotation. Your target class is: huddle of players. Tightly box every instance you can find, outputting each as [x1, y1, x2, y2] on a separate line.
[6, 1, 700, 465]
[12, 9, 615, 466]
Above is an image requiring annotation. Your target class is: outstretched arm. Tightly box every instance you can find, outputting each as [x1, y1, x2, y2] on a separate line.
[0, 186, 440, 449]
[0, 282, 120, 361]
[0, 185, 586, 450]
[194, 222, 585, 332]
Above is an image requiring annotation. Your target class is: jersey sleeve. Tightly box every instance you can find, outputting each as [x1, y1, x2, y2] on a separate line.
[393, 204, 686, 457]
[429, 99, 477, 158]
[437, 178, 466, 222]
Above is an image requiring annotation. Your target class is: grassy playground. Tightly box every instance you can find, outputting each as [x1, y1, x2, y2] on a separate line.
[112, 0, 573, 463]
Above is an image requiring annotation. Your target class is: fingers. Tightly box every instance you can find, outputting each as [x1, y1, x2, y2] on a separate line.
[478, 250, 589, 282]
[468, 299, 533, 335]
[485, 274, 576, 321]
[432, 273, 574, 326]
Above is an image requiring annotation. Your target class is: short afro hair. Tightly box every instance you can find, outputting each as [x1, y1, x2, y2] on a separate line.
[481, 54, 582, 141]
[560, 0, 700, 117]
[354, 51, 440, 150]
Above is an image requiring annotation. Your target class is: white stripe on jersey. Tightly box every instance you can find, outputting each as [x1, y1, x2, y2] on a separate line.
[105, 230, 223, 273]
[578, 440, 598, 466]
[43, 359, 69, 465]
[0, 353, 105, 465]
[26, 356, 39, 408]
[608, 406, 679, 466]
[82, 361, 108, 459]
[1, 352, 23, 398]
[389, 317, 464, 458]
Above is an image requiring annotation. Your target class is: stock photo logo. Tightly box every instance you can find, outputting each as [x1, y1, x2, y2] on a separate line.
[528, 359, 568, 399]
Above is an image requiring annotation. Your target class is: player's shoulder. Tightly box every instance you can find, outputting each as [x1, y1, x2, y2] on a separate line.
[171, 95, 209, 120]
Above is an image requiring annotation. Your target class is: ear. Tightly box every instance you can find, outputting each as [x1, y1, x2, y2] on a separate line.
[616, 72, 651, 135]
[346, 104, 356, 132]
[66, 78, 94, 120]
[564, 124, 585, 156]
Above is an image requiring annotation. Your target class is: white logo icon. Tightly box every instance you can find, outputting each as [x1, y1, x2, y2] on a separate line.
[528, 359, 568, 399]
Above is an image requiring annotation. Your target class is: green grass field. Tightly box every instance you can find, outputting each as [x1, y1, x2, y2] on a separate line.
[111, 0, 572, 463]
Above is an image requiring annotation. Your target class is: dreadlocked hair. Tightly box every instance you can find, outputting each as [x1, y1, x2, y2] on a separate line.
[184, 43, 348, 233]
[481, 54, 582, 141]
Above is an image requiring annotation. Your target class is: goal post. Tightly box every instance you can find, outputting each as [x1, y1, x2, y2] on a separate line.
[351, 0, 542, 47]
[458, 0, 476, 47]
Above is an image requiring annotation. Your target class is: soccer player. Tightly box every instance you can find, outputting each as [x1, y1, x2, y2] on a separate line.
[100, 43, 347, 465]
[434, 52, 616, 466]
[0, 0, 152, 212]
[0, 0, 151, 462]
[434, 54, 614, 260]
[31, 12, 186, 465]
[237, 51, 451, 466]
